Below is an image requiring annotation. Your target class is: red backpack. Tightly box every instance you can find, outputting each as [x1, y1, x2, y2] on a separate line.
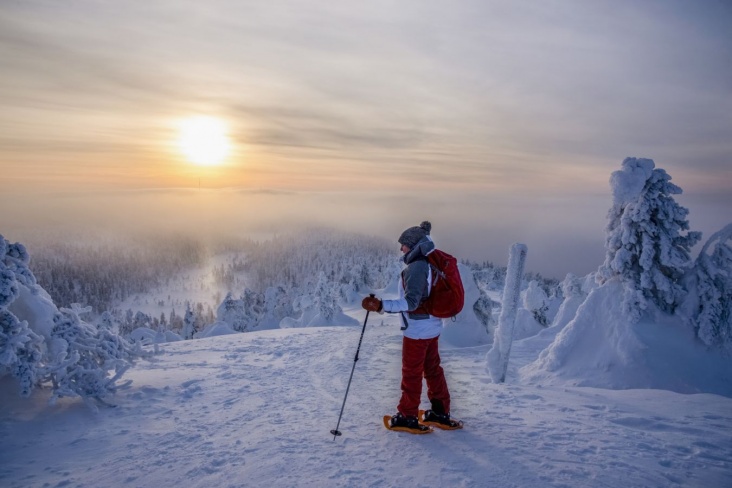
[413, 249, 465, 318]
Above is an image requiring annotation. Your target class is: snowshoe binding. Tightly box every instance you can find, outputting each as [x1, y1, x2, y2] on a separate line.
[383, 412, 433, 434]
[419, 409, 464, 430]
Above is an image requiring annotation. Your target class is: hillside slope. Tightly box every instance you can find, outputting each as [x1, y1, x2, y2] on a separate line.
[2, 305, 732, 487]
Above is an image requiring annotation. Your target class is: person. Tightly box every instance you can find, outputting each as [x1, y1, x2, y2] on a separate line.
[361, 221, 456, 431]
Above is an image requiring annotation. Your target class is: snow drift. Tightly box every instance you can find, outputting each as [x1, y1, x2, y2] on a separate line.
[521, 279, 732, 396]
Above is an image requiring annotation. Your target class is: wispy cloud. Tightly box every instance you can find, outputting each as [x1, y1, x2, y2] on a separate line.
[1, 0, 730, 275]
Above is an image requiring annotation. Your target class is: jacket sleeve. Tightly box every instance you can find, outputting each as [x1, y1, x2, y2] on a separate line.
[382, 261, 429, 313]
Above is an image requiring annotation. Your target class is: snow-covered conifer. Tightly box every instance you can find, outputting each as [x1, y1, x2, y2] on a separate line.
[47, 305, 146, 407]
[597, 158, 702, 320]
[182, 303, 196, 339]
[0, 309, 44, 397]
[97, 311, 117, 333]
[523, 280, 549, 326]
[562, 273, 584, 298]
[0, 236, 43, 396]
[314, 272, 337, 322]
[260, 286, 293, 329]
[687, 223, 732, 352]
[549, 273, 589, 330]
[216, 290, 262, 332]
[133, 311, 152, 331]
[241, 289, 264, 328]
[472, 294, 497, 333]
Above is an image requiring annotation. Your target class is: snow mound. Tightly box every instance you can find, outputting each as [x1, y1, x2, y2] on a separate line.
[129, 327, 182, 344]
[441, 263, 491, 347]
[521, 280, 732, 396]
[196, 321, 238, 338]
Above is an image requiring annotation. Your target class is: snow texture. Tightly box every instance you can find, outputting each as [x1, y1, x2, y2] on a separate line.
[1, 321, 730, 488]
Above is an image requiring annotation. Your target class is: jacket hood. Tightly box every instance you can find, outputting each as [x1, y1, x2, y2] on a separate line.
[403, 235, 435, 265]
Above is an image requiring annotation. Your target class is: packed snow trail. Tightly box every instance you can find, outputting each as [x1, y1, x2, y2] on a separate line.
[1, 316, 731, 487]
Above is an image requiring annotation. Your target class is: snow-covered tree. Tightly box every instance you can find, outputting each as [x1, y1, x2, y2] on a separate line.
[260, 286, 294, 329]
[523, 280, 549, 326]
[0, 236, 44, 396]
[182, 303, 196, 340]
[597, 158, 702, 320]
[46, 305, 147, 408]
[550, 273, 588, 330]
[0, 307, 44, 397]
[132, 311, 152, 331]
[216, 290, 262, 332]
[685, 223, 732, 352]
[1, 234, 149, 404]
[472, 293, 497, 334]
[97, 311, 118, 333]
[314, 272, 337, 322]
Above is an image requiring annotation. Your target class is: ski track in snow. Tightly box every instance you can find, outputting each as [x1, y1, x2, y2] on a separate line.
[1, 315, 732, 488]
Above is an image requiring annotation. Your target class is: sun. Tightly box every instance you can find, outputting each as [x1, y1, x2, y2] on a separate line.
[176, 116, 232, 166]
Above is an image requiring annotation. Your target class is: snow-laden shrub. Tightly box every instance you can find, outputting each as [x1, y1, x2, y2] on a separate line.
[259, 286, 294, 329]
[0, 309, 44, 397]
[523, 280, 549, 326]
[473, 294, 497, 334]
[46, 305, 149, 408]
[1, 234, 149, 405]
[315, 272, 337, 323]
[1, 236, 44, 396]
[216, 290, 263, 332]
[182, 304, 196, 339]
[685, 223, 732, 352]
[597, 158, 701, 321]
[550, 273, 588, 330]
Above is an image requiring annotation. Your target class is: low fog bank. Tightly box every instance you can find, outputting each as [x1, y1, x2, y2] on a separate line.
[1, 187, 726, 278]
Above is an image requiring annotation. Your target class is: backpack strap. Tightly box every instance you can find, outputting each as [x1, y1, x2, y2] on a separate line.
[400, 312, 409, 331]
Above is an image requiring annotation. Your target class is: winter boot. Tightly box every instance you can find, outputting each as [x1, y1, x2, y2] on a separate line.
[421, 409, 463, 430]
[389, 412, 431, 433]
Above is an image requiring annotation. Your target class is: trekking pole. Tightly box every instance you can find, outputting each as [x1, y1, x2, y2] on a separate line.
[330, 294, 373, 440]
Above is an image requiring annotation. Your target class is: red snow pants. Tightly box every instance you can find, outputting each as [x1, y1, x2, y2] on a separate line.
[397, 335, 451, 418]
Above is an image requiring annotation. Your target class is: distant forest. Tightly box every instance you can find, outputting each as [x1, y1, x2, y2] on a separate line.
[28, 229, 561, 336]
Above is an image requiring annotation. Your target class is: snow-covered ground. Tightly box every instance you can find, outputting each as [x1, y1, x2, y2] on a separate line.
[1, 305, 731, 488]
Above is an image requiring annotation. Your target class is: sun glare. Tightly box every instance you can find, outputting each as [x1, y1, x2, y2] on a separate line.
[176, 116, 232, 166]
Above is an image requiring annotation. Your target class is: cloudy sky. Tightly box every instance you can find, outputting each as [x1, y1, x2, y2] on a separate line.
[1, 0, 730, 277]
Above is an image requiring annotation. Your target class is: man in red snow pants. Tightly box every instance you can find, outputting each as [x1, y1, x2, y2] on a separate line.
[362, 221, 456, 432]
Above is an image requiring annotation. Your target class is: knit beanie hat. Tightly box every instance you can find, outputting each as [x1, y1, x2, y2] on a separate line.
[398, 221, 432, 249]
